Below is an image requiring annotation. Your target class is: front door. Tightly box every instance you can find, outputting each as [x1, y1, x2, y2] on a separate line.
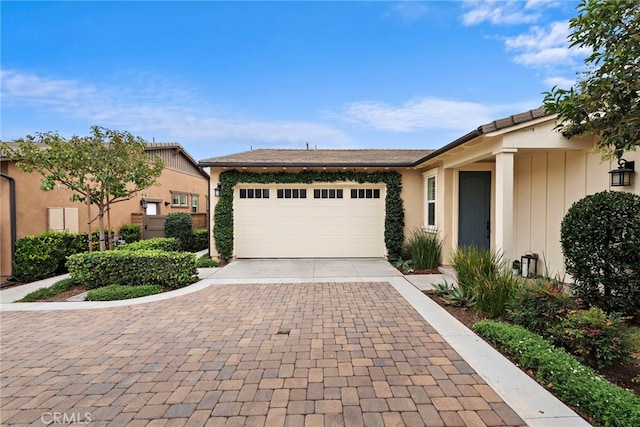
[458, 171, 491, 249]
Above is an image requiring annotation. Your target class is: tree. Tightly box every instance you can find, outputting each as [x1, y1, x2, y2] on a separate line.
[543, 0, 640, 160]
[1, 126, 164, 251]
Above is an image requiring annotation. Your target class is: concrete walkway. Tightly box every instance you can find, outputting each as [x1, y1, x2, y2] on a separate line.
[0, 259, 589, 426]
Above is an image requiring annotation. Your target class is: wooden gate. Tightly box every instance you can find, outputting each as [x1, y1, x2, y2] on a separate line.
[143, 215, 167, 239]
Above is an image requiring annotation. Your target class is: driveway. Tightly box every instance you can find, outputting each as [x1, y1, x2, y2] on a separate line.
[0, 259, 587, 426]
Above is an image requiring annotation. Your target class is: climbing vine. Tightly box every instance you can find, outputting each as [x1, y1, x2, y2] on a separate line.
[213, 170, 405, 261]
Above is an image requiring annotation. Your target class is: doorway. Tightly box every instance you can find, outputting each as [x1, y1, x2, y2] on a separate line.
[458, 171, 491, 249]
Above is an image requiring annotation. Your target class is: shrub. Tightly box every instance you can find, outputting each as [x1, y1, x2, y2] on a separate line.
[116, 237, 181, 252]
[551, 307, 639, 369]
[561, 190, 640, 317]
[67, 250, 197, 289]
[85, 284, 162, 301]
[118, 224, 141, 244]
[404, 228, 442, 270]
[20, 277, 81, 302]
[474, 270, 520, 318]
[190, 228, 209, 251]
[451, 245, 503, 296]
[90, 229, 115, 250]
[196, 255, 219, 268]
[165, 212, 192, 250]
[13, 232, 88, 283]
[507, 276, 577, 337]
[474, 320, 640, 427]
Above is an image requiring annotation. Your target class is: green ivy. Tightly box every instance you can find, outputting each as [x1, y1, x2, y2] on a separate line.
[213, 170, 405, 261]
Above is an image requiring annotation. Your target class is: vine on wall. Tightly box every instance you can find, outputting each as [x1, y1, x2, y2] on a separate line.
[213, 170, 405, 261]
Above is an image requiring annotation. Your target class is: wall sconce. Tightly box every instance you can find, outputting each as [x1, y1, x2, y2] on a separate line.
[140, 199, 148, 209]
[214, 182, 222, 197]
[164, 201, 171, 206]
[609, 159, 635, 187]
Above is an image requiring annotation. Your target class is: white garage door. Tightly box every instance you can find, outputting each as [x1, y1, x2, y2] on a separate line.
[234, 184, 385, 258]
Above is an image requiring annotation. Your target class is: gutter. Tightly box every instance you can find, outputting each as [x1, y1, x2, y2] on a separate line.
[410, 128, 484, 167]
[0, 173, 17, 279]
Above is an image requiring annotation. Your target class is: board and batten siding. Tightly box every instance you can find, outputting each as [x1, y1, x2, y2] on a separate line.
[514, 149, 639, 278]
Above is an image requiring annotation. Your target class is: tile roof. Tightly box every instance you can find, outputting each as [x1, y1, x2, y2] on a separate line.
[199, 149, 436, 167]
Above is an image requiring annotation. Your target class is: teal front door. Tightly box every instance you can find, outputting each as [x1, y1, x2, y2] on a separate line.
[458, 171, 491, 249]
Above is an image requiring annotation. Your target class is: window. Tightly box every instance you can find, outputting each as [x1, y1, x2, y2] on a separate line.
[426, 176, 436, 227]
[172, 193, 189, 207]
[277, 188, 307, 199]
[313, 188, 343, 199]
[350, 188, 381, 199]
[239, 188, 270, 199]
[191, 195, 199, 213]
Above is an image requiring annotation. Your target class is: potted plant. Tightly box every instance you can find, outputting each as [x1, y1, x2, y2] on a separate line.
[512, 260, 521, 276]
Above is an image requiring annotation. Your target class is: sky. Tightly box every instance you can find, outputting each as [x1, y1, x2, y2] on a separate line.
[1, 0, 587, 161]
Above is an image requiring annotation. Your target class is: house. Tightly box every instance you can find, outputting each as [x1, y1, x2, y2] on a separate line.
[0, 142, 209, 283]
[200, 108, 639, 277]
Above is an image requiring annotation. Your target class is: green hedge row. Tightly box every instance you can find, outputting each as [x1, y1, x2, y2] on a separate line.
[473, 320, 640, 427]
[116, 237, 181, 252]
[67, 250, 197, 290]
[85, 284, 162, 301]
[13, 232, 88, 283]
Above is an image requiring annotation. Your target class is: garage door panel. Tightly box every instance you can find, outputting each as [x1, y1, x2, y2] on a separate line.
[235, 185, 385, 258]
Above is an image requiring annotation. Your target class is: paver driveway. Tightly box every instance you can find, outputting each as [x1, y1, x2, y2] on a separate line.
[1, 281, 525, 426]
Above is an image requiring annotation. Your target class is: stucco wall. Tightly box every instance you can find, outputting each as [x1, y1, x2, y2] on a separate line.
[514, 148, 640, 277]
[0, 162, 208, 282]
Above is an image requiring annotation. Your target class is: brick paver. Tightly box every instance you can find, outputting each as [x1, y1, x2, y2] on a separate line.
[0, 282, 525, 426]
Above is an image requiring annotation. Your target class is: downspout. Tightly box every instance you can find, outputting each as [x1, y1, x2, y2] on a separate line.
[207, 168, 211, 258]
[0, 172, 17, 278]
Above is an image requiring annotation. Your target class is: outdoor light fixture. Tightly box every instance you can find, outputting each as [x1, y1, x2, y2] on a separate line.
[164, 201, 171, 206]
[609, 159, 635, 187]
[520, 252, 539, 278]
[140, 199, 148, 209]
[214, 182, 222, 197]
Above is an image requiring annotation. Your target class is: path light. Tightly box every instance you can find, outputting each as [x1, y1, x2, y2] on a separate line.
[214, 182, 222, 197]
[609, 159, 635, 187]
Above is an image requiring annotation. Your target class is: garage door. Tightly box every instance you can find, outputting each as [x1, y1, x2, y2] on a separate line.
[234, 184, 385, 258]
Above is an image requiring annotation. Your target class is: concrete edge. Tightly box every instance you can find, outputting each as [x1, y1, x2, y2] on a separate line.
[388, 277, 591, 427]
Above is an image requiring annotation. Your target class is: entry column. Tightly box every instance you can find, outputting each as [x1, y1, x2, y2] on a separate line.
[493, 149, 516, 261]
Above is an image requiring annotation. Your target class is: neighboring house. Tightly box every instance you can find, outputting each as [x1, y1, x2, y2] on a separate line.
[0, 142, 209, 283]
[200, 108, 639, 277]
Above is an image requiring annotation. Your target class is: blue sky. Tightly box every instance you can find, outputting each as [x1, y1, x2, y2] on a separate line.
[1, 1, 586, 161]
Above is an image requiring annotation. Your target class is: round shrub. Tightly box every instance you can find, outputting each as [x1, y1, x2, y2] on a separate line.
[165, 212, 192, 251]
[560, 190, 640, 316]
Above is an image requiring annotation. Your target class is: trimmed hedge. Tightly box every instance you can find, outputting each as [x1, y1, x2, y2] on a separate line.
[473, 320, 640, 427]
[116, 237, 181, 252]
[67, 250, 197, 289]
[191, 228, 209, 251]
[85, 284, 162, 301]
[165, 212, 192, 251]
[118, 224, 141, 244]
[13, 232, 88, 283]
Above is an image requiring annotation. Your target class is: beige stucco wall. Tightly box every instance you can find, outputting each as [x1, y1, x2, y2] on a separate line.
[514, 147, 640, 278]
[0, 162, 208, 281]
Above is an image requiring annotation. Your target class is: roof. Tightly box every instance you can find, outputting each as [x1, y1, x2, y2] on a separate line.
[416, 107, 553, 164]
[199, 149, 436, 168]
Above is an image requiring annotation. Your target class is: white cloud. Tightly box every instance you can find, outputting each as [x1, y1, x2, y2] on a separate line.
[385, 2, 429, 22]
[340, 97, 531, 132]
[1, 69, 352, 147]
[461, 0, 547, 26]
[544, 76, 575, 89]
[504, 21, 589, 67]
